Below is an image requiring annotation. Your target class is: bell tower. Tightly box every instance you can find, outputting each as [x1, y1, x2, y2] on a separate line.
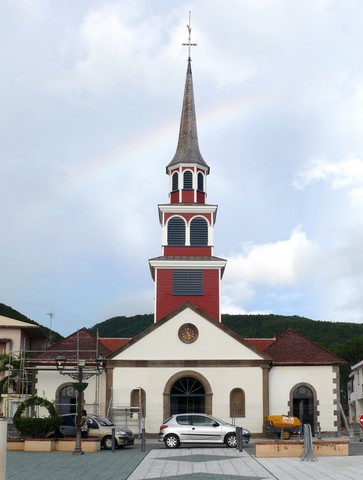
[149, 19, 226, 322]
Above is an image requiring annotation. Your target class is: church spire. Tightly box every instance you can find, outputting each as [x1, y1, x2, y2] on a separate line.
[166, 15, 209, 173]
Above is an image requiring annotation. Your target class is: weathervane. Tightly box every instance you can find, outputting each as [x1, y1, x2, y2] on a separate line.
[182, 11, 197, 59]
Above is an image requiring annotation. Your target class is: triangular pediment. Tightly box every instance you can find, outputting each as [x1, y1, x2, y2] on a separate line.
[111, 303, 270, 362]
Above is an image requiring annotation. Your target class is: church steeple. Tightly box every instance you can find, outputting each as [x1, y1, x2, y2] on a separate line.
[149, 16, 226, 323]
[167, 58, 209, 172]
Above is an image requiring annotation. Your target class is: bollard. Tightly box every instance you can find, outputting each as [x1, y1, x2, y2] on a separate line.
[0, 418, 7, 480]
[141, 428, 146, 452]
[112, 427, 116, 452]
[236, 426, 243, 452]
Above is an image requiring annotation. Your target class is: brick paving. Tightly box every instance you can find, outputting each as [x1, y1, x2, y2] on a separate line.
[5, 440, 363, 480]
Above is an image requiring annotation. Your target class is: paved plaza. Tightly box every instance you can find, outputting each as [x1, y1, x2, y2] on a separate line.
[5, 440, 363, 480]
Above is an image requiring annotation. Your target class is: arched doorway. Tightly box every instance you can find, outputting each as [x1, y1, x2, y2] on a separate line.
[163, 371, 213, 420]
[292, 384, 316, 431]
[56, 383, 77, 415]
[170, 376, 205, 414]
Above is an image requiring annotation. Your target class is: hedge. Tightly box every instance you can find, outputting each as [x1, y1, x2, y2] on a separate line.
[13, 395, 62, 438]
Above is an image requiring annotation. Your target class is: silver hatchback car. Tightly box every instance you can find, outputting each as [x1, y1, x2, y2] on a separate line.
[159, 413, 250, 448]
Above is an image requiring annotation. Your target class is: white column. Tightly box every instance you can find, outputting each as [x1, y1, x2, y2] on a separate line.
[0, 418, 7, 480]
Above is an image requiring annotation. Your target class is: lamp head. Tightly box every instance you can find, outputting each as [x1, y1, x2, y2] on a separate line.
[55, 353, 66, 372]
[96, 355, 106, 373]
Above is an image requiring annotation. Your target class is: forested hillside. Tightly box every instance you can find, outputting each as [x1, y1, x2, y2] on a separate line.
[89, 312, 363, 407]
[90, 312, 363, 349]
[0, 302, 62, 343]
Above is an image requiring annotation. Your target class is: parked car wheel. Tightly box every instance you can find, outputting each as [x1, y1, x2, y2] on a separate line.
[102, 435, 113, 450]
[225, 433, 237, 448]
[164, 434, 180, 449]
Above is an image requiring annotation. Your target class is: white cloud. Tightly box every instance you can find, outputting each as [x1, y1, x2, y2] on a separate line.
[4, 0, 363, 332]
[224, 226, 319, 285]
[293, 155, 363, 208]
[51, 2, 182, 97]
[221, 227, 320, 314]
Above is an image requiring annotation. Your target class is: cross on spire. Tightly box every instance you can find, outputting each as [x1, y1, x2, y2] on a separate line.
[182, 11, 197, 60]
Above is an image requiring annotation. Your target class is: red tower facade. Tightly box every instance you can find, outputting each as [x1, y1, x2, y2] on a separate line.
[149, 58, 226, 322]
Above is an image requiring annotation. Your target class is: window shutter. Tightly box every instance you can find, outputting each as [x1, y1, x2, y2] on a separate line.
[172, 172, 179, 191]
[173, 270, 203, 295]
[183, 171, 193, 189]
[168, 218, 185, 246]
[197, 172, 204, 191]
[190, 217, 208, 246]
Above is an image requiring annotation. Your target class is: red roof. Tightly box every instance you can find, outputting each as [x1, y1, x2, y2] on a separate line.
[245, 338, 276, 352]
[99, 338, 130, 353]
[264, 328, 345, 365]
[31, 327, 111, 363]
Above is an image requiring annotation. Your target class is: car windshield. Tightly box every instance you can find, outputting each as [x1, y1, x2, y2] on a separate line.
[94, 416, 113, 426]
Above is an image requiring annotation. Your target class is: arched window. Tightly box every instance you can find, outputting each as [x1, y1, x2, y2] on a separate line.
[230, 388, 245, 418]
[190, 217, 208, 246]
[170, 377, 205, 414]
[197, 172, 204, 191]
[183, 171, 193, 189]
[168, 217, 186, 246]
[172, 171, 179, 191]
[131, 388, 146, 417]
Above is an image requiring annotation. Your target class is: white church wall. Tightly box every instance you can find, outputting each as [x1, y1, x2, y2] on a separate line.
[35, 368, 106, 416]
[269, 365, 337, 432]
[111, 365, 265, 434]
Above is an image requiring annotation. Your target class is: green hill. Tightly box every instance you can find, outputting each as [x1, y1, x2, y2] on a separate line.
[90, 314, 154, 338]
[90, 312, 363, 348]
[0, 302, 63, 343]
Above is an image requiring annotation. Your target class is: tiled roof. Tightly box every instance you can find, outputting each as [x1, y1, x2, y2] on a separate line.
[149, 255, 227, 262]
[99, 338, 130, 353]
[30, 327, 111, 363]
[245, 338, 276, 352]
[264, 328, 345, 365]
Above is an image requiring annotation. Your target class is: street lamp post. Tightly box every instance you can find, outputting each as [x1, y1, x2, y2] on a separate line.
[55, 353, 106, 455]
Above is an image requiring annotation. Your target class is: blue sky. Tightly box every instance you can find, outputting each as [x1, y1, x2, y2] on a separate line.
[1, 0, 363, 336]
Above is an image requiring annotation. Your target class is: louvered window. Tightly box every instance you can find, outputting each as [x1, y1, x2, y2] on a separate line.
[172, 172, 179, 191]
[183, 171, 193, 189]
[190, 217, 208, 246]
[168, 217, 185, 246]
[173, 270, 203, 295]
[197, 172, 204, 191]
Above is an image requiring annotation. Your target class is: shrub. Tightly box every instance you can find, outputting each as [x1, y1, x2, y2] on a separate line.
[13, 395, 61, 438]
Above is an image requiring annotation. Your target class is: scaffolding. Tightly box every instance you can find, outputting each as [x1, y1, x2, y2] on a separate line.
[0, 338, 104, 418]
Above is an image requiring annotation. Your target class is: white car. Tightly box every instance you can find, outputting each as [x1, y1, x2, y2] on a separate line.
[159, 413, 250, 448]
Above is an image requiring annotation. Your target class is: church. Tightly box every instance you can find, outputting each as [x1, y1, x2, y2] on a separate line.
[32, 41, 344, 437]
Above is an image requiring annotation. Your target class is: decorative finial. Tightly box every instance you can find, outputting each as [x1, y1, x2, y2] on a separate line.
[182, 11, 197, 60]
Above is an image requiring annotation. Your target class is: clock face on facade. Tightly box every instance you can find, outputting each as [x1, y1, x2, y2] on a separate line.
[178, 323, 198, 343]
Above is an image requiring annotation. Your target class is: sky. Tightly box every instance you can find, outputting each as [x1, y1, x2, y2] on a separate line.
[1, 0, 363, 337]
